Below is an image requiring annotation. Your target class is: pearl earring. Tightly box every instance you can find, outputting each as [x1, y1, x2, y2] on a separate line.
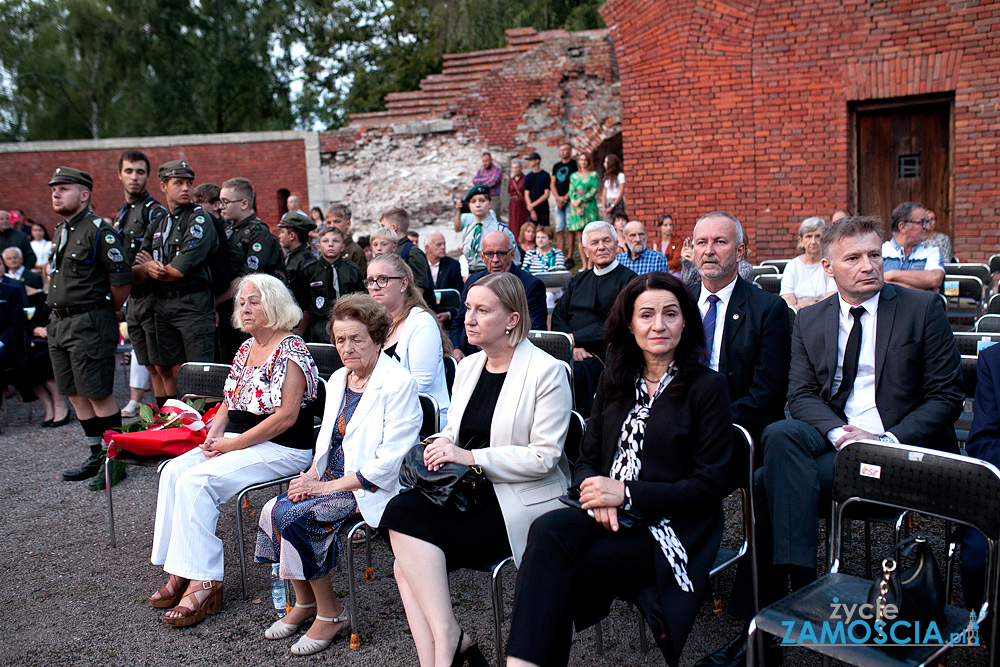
[505, 327, 511, 335]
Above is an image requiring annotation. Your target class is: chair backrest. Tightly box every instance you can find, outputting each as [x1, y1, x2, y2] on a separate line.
[760, 258, 791, 273]
[727, 423, 756, 493]
[564, 409, 586, 464]
[990, 254, 1000, 275]
[418, 393, 440, 439]
[787, 305, 796, 333]
[961, 355, 978, 400]
[975, 314, 1000, 333]
[434, 288, 462, 311]
[527, 330, 574, 366]
[751, 265, 779, 278]
[952, 331, 1000, 356]
[943, 274, 985, 302]
[944, 262, 991, 285]
[536, 270, 573, 290]
[753, 274, 781, 295]
[306, 342, 343, 378]
[988, 293, 1000, 315]
[443, 354, 457, 397]
[177, 362, 231, 402]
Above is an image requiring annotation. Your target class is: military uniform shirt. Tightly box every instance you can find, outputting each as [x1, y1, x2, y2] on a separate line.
[141, 203, 219, 290]
[284, 244, 319, 310]
[303, 256, 365, 322]
[343, 235, 368, 272]
[48, 208, 132, 309]
[226, 214, 284, 278]
[115, 190, 166, 298]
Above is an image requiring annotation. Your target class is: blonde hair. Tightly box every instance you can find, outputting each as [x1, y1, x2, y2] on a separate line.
[232, 273, 302, 332]
[472, 272, 530, 345]
[371, 227, 398, 245]
[369, 254, 453, 354]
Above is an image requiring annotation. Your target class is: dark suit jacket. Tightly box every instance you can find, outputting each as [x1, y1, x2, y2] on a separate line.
[969, 344, 1000, 468]
[702, 276, 790, 445]
[449, 265, 547, 355]
[0, 280, 27, 356]
[788, 283, 963, 452]
[429, 256, 464, 293]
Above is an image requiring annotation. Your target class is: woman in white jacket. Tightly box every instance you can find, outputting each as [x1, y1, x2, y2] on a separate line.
[366, 253, 451, 423]
[382, 272, 572, 667]
[255, 294, 421, 656]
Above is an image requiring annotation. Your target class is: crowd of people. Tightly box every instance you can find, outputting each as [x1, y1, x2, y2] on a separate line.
[6, 145, 995, 667]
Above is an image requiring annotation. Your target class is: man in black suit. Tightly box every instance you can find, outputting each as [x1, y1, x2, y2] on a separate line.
[450, 231, 547, 360]
[424, 231, 464, 326]
[0, 278, 27, 396]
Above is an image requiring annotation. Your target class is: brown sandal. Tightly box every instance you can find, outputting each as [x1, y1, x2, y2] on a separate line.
[164, 580, 224, 627]
[150, 575, 189, 609]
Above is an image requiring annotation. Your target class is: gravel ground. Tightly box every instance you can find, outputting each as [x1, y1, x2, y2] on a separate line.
[0, 371, 990, 667]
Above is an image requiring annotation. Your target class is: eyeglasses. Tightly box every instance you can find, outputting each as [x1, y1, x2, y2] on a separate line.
[363, 276, 403, 289]
[481, 250, 511, 259]
[909, 218, 933, 229]
[220, 198, 245, 207]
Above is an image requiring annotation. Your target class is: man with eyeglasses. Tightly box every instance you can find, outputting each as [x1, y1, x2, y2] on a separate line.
[449, 230, 547, 360]
[216, 176, 283, 362]
[881, 201, 945, 292]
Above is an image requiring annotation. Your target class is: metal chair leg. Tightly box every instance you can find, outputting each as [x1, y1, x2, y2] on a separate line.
[491, 557, 512, 667]
[636, 606, 649, 652]
[236, 487, 251, 599]
[346, 519, 367, 650]
[594, 621, 604, 654]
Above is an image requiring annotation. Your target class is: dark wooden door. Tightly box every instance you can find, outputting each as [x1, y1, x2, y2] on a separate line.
[856, 102, 951, 238]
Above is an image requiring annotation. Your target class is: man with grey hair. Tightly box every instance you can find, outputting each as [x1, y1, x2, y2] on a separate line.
[2, 245, 43, 298]
[883, 200, 944, 292]
[552, 220, 636, 415]
[0, 210, 36, 273]
[616, 220, 669, 274]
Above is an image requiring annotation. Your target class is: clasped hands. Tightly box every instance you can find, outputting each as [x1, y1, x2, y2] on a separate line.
[199, 435, 235, 459]
[579, 475, 626, 532]
[423, 437, 475, 472]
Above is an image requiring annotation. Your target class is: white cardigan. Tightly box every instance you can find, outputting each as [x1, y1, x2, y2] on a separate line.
[394, 306, 450, 423]
[314, 352, 422, 527]
[442, 338, 572, 565]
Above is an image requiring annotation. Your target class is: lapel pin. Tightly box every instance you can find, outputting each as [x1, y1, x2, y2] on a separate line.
[732, 314, 739, 320]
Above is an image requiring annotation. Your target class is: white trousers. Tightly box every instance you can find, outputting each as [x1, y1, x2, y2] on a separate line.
[150, 438, 312, 581]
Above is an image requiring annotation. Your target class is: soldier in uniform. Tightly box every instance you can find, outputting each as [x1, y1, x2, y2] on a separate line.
[324, 203, 367, 271]
[136, 160, 218, 400]
[217, 176, 283, 363]
[113, 150, 168, 411]
[277, 211, 319, 337]
[303, 226, 366, 342]
[47, 167, 132, 482]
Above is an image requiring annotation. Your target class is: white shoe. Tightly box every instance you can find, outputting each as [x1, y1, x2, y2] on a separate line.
[290, 608, 350, 656]
[265, 602, 317, 640]
[120, 400, 141, 417]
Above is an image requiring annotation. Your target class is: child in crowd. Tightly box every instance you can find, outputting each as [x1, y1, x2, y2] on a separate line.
[370, 228, 398, 258]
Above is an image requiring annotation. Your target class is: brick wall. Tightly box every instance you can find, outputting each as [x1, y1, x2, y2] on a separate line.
[0, 136, 311, 233]
[600, 0, 1000, 261]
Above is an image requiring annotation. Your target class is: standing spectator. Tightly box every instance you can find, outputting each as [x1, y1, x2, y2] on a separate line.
[921, 208, 952, 264]
[29, 222, 52, 275]
[286, 195, 306, 217]
[324, 204, 367, 272]
[523, 152, 551, 229]
[277, 212, 320, 337]
[517, 221, 537, 259]
[453, 184, 517, 274]
[380, 207, 432, 304]
[302, 226, 366, 343]
[616, 221, 669, 275]
[9, 210, 29, 235]
[521, 227, 566, 275]
[309, 206, 324, 228]
[472, 152, 504, 217]
[358, 235, 372, 264]
[191, 183, 235, 308]
[882, 201, 945, 292]
[406, 230, 419, 245]
[568, 153, 599, 270]
[831, 208, 849, 222]
[46, 166, 132, 483]
[424, 231, 464, 325]
[550, 143, 578, 266]
[657, 214, 683, 274]
[19, 299, 70, 428]
[370, 228, 398, 259]
[780, 217, 835, 310]
[0, 210, 36, 275]
[507, 161, 528, 239]
[600, 154, 626, 220]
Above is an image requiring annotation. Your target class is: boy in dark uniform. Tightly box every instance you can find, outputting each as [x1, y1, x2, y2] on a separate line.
[47, 167, 132, 482]
[277, 211, 319, 336]
[304, 226, 365, 342]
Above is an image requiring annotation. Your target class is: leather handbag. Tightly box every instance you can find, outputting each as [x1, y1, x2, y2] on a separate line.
[398, 442, 486, 512]
[557, 486, 645, 530]
[867, 535, 946, 627]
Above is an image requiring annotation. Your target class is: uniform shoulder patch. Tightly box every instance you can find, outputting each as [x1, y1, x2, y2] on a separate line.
[251, 242, 262, 252]
[247, 256, 259, 270]
[107, 248, 124, 262]
[105, 234, 116, 244]
[195, 216, 205, 223]
[315, 296, 325, 309]
[190, 224, 204, 239]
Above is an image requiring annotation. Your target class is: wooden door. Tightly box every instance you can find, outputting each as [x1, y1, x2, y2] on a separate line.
[856, 101, 951, 238]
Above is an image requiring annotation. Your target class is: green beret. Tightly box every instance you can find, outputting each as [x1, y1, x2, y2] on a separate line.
[158, 159, 195, 181]
[463, 184, 491, 202]
[48, 166, 93, 190]
[277, 211, 317, 233]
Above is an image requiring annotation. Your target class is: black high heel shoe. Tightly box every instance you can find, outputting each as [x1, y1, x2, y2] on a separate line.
[451, 630, 489, 667]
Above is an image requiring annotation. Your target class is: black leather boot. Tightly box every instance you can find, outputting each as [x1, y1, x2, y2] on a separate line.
[62, 451, 104, 481]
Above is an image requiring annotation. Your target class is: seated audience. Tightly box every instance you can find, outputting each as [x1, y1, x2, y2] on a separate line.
[553, 221, 636, 415]
[521, 226, 566, 275]
[611, 211, 629, 253]
[366, 254, 451, 423]
[517, 221, 537, 259]
[149, 274, 319, 627]
[657, 214, 682, 275]
[780, 216, 835, 310]
[506, 272, 733, 667]
[383, 272, 571, 667]
[424, 231, 464, 325]
[616, 220, 669, 275]
[921, 208, 952, 264]
[255, 293, 421, 656]
[882, 201, 945, 291]
[369, 228, 398, 259]
[2, 246, 43, 305]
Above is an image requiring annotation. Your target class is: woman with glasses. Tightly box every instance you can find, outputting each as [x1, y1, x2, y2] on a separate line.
[366, 254, 451, 423]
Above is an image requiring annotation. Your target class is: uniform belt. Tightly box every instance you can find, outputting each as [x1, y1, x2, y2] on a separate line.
[160, 284, 209, 299]
[51, 303, 108, 319]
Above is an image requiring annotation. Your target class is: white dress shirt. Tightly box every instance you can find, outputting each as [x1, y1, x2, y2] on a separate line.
[698, 276, 738, 372]
[826, 292, 895, 447]
[429, 260, 440, 284]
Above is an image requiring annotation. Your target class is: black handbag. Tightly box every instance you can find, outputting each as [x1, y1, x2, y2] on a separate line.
[397, 442, 486, 512]
[557, 486, 645, 530]
[867, 535, 946, 627]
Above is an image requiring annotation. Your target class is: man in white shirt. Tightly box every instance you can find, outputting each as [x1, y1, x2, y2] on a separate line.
[882, 200, 945, 292]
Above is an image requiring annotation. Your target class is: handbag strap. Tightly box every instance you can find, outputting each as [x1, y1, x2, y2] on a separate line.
[875, 558, 897, 624]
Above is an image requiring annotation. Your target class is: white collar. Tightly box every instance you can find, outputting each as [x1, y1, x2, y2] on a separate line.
[838, 291, 880, 318]
[699, 274, 738, 303]
[593, 259, 620, 276]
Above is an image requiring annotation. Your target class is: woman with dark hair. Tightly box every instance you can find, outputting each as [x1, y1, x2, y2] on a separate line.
[599, 154, 625, 220]
[310, 206, 324, 227]
[29, 222, 52, 275]
[505, 272, 734, 667]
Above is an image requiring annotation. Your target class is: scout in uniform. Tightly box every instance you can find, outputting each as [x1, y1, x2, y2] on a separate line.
[217, 176, 283, 363]
[303, 226, 366, 342]
[277, 211, 319, 336]
[138, 160, 219, 402]
[323, 203, 367, 271]
[47, 167, 132, 482]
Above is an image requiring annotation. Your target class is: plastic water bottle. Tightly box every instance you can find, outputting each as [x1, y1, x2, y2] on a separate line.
[271, 563, 286, 618]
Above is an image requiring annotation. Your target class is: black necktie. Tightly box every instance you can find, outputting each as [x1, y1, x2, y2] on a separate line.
[830, 306, 866, 419]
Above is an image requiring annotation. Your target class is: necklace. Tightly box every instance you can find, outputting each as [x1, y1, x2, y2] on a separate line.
[348, 369, 372, 391]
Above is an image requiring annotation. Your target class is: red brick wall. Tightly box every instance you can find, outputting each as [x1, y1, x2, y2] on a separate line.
[600, 0, 1000, 261]
[0, 139, 310, 233]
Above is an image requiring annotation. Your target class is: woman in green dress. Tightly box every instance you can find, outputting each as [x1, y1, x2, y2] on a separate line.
[568, 153, 599, 270]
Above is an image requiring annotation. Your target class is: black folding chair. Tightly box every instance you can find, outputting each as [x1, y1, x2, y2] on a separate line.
[444, 354, 457, 397]
[536, 270, 573, 290]
[974, 314, 1000, 333]
[306, 342, 343, 378]
[748, 440, 1000, 667]
[434, 288, 462, 312]
[752, 265, 779, 278]
[753, 274, 781, 295]
[527, 330, 573, 367]
[760, 259, 791, 273]
[952, 331, 1000, 356]
[418, 393, 440, 438]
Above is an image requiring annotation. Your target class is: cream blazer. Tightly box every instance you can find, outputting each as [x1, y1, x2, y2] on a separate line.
[314, 352, 422, 527]
[442, 338, 572, 565]
[394, 306, 450, 423]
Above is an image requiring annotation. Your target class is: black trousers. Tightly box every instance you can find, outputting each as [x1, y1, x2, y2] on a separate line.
[506, 507, 656, 667]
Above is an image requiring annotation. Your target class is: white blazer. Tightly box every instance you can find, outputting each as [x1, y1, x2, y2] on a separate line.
[394, 306, 450, 423]
[314, 352, 422, 527]
[442, 338, 571, 565]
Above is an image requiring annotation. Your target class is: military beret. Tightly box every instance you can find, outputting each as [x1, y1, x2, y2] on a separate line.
[277, 211, 317, 233]
[463, 184, 492, 202]
[158, 159, 195, 181]
[48, 166, 93, 190]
